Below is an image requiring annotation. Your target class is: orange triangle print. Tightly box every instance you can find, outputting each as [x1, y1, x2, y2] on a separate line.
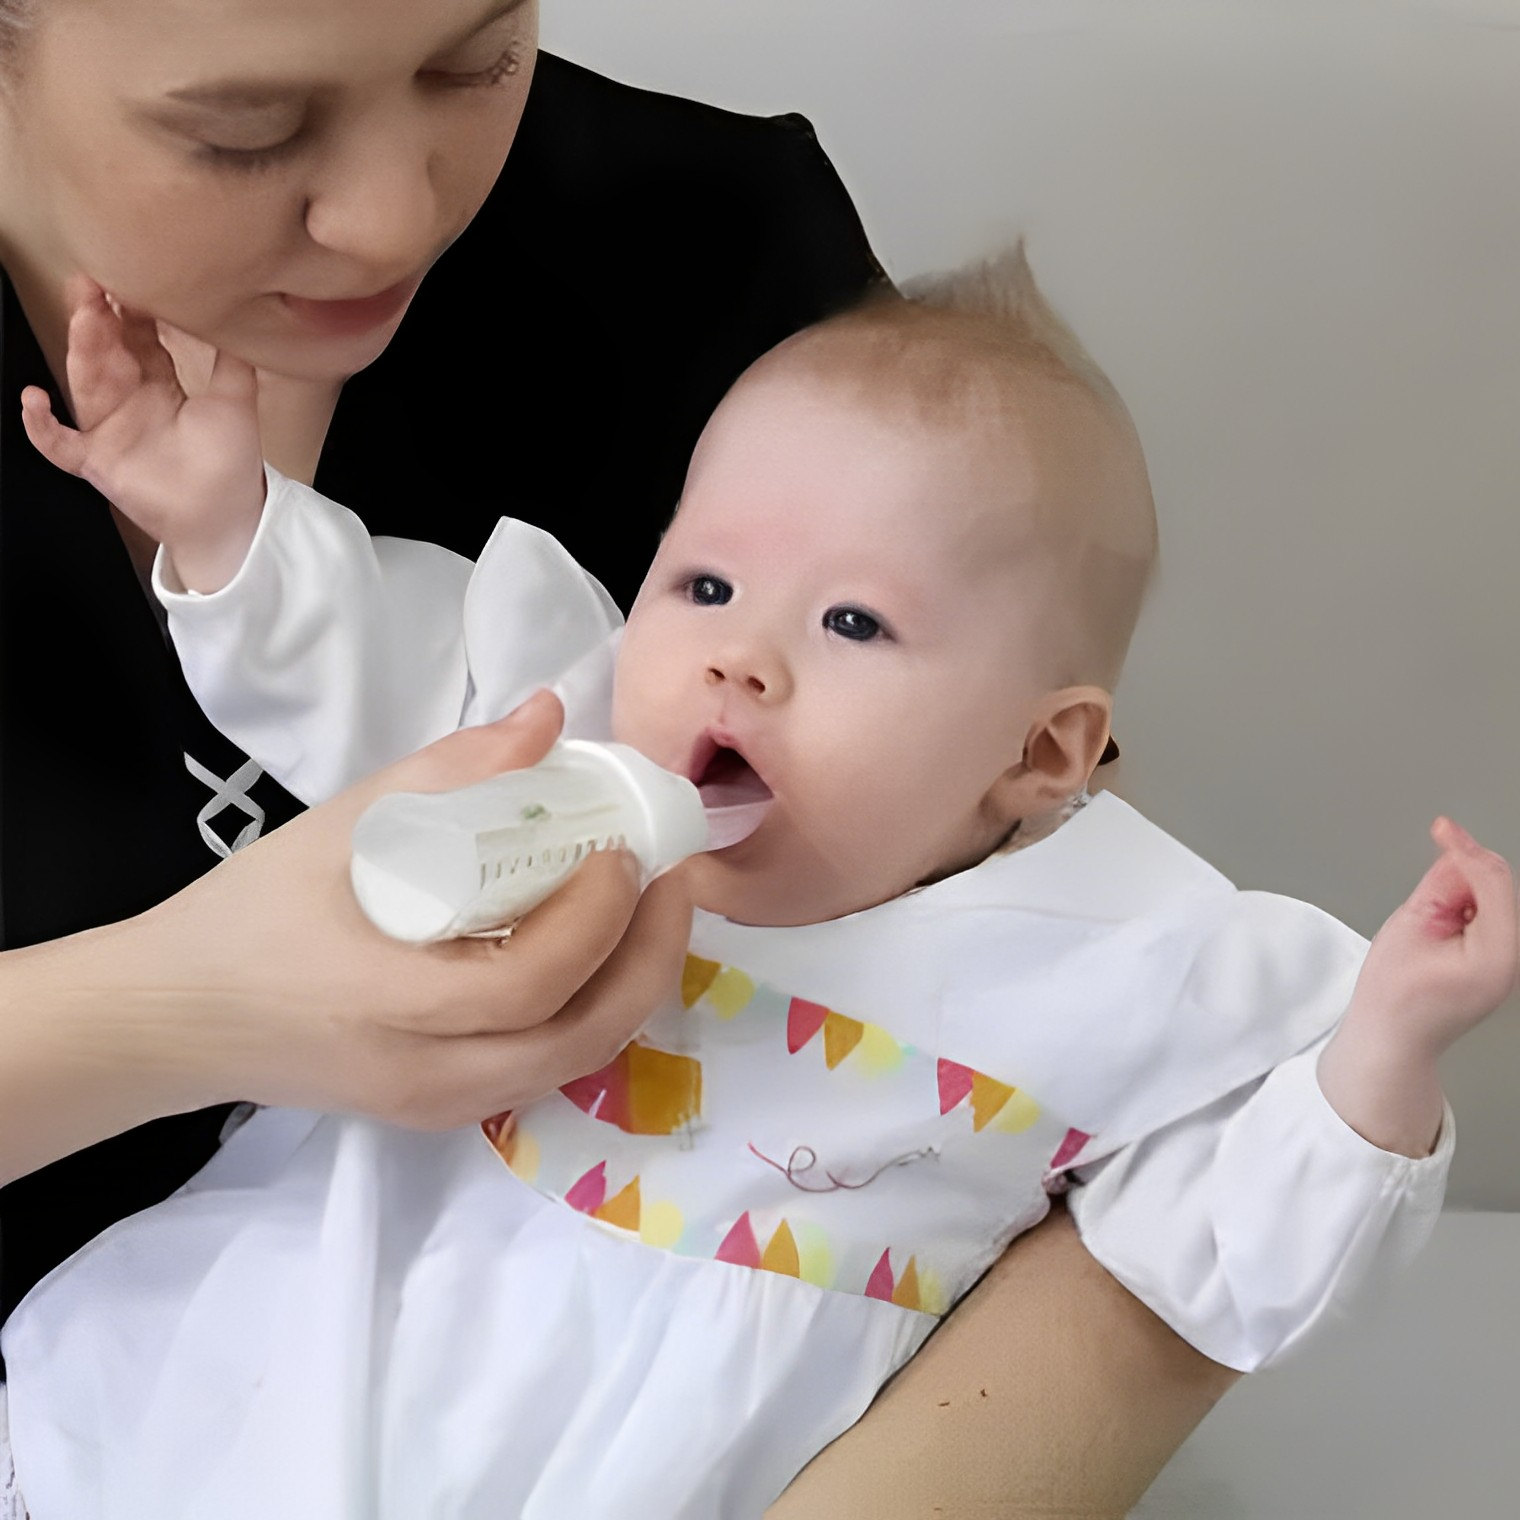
[970, 1072, 1017, 1132]
[822, 1013, 865, 1069]
[594, 1175, 642, 1232]
[625, 1045, 702, 1135]
[761, 1219, 801, 1278]
[890, 1256, 922, 1311]
[682, 955, 721, 1008]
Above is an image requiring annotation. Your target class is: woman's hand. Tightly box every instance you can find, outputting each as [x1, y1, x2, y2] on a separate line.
[0, 691, 693, 1184]
[19, 275, 266, 592]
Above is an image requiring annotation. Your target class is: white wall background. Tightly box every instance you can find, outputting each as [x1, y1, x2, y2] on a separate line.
[542, 0, 1520, 1209]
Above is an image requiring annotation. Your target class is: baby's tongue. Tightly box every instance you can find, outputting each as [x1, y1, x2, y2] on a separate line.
[697, 759, 773, 850]
[703, 797, 772, 850]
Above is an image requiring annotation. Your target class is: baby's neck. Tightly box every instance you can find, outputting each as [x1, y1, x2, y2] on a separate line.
[694, 796, 1087, 929]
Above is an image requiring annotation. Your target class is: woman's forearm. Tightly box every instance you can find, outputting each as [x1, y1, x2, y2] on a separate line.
[767, 1205, 1239, 1519]
[0, 920, 213, 1186]
[0, 698, 694, 1189]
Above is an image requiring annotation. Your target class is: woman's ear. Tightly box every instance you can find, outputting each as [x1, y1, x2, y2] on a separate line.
[983, 687, 1114, 827]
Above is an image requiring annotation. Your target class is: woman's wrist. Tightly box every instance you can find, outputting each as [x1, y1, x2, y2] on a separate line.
[0, 916, 227, 1186]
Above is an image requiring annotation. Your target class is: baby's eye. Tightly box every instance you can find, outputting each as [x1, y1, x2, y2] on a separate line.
[822, 605, 883, 642]
[687, 575, 733, 607]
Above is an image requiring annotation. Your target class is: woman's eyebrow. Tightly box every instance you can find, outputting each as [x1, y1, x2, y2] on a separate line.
[163, 0, 532, 109]
[163, 83, 303, 110]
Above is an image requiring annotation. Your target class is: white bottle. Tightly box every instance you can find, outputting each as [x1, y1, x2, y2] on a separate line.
[351, 740, 730, 943]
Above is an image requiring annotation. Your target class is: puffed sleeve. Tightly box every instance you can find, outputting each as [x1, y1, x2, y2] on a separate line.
[155, 466, 620, 804]
[1065, 1031, 1454, 1373]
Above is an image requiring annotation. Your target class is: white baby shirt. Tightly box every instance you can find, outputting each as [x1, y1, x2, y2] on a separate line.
[0, 472, 1452, 1520]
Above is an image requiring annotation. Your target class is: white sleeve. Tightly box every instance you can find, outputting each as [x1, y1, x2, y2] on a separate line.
[1066, 1032, 1454, 1372]
[154, 467, 622, 805]
[153, 466, 475, 804]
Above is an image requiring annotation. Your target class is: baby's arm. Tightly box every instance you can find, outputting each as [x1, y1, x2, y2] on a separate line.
[20, 278, 263, 594]
[1066, 1029, 1452, 1370]
[21, 282, 619, 804]
[1317, 816, 1517, 1155]
[1066, 819, 1515, 1370]
[21, 279, 478, 800]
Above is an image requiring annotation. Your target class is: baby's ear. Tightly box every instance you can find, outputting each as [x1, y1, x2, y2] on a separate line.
[984, 687, 1114, 826]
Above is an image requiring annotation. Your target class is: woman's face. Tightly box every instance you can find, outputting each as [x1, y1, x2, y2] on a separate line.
[0, 0, 537, 380]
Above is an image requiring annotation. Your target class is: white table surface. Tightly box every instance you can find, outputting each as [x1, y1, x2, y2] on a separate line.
[1131, 1210, 1520, 1518]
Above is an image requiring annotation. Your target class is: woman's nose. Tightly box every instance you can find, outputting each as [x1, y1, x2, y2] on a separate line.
[302, 118, 440, 273]
[704, 644, 792, 703]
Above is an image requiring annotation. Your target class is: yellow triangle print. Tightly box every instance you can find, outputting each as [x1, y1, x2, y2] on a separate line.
[681, 955, 721, 1008]
[761, 1220, 801, 1277]
[639, 1199, 684, 1250]
[502, 1127, 540, 1183]
[852, 1021, 907, 1077]
[594, 1175, 642, 1232]
[822, 1013, 865, 1070]
[891, 1256, 922, 1310]
[989, 1086, 1041, 1134]
[970, 1072, 1017, 1132]
[706, 966, 757, 1020]
[793, 1221, 836, 1289]
[916, 1267, 949, 1317]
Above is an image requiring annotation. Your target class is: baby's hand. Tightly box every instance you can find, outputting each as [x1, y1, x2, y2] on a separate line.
[1349, 817, 1518, 1059]
[21, 277, 265, 592]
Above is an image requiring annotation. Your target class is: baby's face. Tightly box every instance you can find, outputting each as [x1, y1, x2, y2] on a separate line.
[613, 370, 1060, 927]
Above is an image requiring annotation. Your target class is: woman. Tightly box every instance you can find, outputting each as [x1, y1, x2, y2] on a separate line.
[0, 0, 1235, 1510]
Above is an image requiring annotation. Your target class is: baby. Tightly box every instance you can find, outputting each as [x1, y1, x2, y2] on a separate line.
[4, 254, 1514, 1520]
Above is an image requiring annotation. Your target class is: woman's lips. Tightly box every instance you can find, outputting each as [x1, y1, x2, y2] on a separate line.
[279, 278, 419, 337]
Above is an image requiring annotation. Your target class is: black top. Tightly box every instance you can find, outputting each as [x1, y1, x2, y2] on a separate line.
[0, 51, 886, 1341]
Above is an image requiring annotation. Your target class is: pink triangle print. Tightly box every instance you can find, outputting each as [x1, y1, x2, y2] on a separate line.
[1049, 1127, 1092, 1171]
[564, 1161, 608, 1215]
[786, 997, 831, 1054]
[936, 1058, 975, 1115]
[715, 1211, 764, 1269]
[865, 1248, 896, 1302]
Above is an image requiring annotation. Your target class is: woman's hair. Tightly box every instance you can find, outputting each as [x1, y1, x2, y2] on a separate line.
[0, 0, 35, 67]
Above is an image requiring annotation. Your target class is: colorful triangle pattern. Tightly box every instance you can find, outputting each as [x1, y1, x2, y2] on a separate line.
[865, 1248, 925, 1311]
[935, 1058, 1041, 1133]
[785, 995, 891, 1073]
[716, 1211, 804, 1279]
[563, 1161, 685, 1247]
[560, 1042, 702, 1135]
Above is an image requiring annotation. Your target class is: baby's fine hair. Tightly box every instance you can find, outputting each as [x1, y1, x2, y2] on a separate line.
[760, 241, 1159, 691]
[899, 241, 1129, 422]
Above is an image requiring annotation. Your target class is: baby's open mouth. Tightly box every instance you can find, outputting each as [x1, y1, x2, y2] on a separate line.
[689, 739, 774, 850]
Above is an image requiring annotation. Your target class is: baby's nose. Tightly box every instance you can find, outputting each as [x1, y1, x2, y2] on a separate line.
[704, 647, 791, 702]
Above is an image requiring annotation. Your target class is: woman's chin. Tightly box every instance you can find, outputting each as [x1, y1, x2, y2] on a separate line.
[221, 300, 411, 383]
[243, 328, 396, 384]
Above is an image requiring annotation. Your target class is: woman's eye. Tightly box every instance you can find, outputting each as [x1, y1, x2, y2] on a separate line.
[196, 138, 300, 173]
[823, 606, 883, 642]
[428, 44, 525, 89]
[687, 575, 734, 607]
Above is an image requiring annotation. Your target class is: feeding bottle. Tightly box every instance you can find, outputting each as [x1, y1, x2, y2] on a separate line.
[350, 740, 766, 943]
